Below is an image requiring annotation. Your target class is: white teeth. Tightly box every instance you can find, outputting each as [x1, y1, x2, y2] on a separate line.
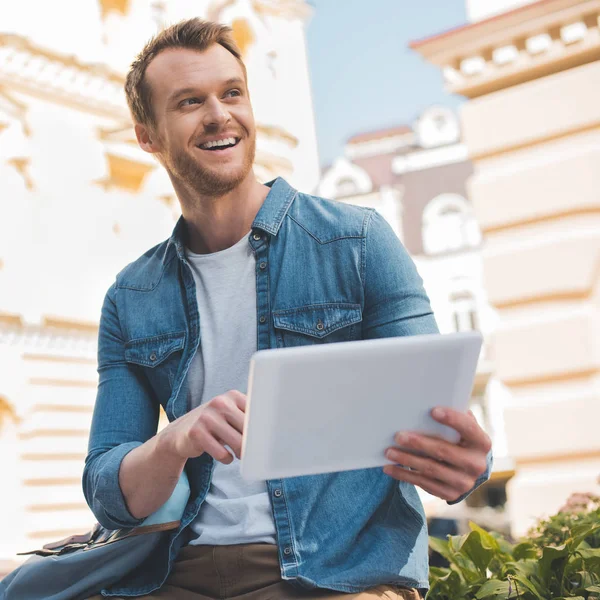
[200, 137, 237, 149]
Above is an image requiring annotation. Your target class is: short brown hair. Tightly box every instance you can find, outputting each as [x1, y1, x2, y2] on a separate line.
[125, 18, 246, 128]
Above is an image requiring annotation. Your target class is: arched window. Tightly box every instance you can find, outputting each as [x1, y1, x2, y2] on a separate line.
[422, 194, 481, 255]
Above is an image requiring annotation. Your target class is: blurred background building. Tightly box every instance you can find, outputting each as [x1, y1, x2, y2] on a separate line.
[412, 0, 600, 537]
[0, 0, 319, 572]
[318, 106, 511, 534]
[1, 0, 599, 576]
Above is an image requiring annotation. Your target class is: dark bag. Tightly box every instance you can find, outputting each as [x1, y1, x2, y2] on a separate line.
[0, 472, 189, 600]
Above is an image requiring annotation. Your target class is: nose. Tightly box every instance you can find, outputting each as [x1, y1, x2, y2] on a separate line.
[203, 96, 230, 129]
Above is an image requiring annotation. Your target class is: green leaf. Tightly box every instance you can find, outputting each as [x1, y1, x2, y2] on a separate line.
[508, 574, 544, 600]
[568, 523, 600, 550]
[490, 531, 515, 556]
[448, 534, 465, 553]
[469, 521, 501, 551]
[513, 541, 538, 560]
[539, 543, 569, 581]
[460, 529, 496, 575]
[475, 579, 510, 599]
[450, 552, 482, 584]
[429, 536, 454, 563]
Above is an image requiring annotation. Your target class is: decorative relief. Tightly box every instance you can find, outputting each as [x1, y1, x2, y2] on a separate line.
[98, 0, 131, 19]
[96, 152, 155, 192]
[6, 157, 33, 190]
[231, 18, 256, 57]
[0, 395, 19, 431]
[0, 317, 98, 361]
[0, 87, 30, 136]
[412, 3, 600, 98]
[0, 34, 128, 119]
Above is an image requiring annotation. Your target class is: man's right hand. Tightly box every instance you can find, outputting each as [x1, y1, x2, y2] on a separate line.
[160, 390, 247, 464]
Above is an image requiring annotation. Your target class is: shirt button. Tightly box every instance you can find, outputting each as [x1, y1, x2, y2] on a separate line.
[316, 321, 325, 331]
[259, 316, 267, 324]
[259, 262, 267, 270]
[149, 352, 157, 362]
[274, 489, 282, 497]
[253, 233, 262, 241]
[283, 547, 292, 556]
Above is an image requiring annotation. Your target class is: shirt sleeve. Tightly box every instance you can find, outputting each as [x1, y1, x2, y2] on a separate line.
[82, 282, 159, 530]
[362, 209, 439, 339]
[362, 209, 492, 501]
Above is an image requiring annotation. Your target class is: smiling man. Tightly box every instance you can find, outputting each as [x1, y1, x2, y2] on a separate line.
[84, 18, 492, 600]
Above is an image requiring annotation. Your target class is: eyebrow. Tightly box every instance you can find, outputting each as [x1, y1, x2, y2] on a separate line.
[168, 77, 245, 105]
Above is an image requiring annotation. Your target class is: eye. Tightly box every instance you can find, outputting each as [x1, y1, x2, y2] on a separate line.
[180, 98, 201, 107]
[224, 89, 242, 98]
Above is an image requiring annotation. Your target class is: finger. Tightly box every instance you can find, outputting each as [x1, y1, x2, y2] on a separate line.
[226, 390, 247, 411]
[210, 394, 245, 433]
[224, 405, 245, 434]
[208, 419, 243, 458]
[394, 432, 487, 479]
[195, 432, 234, 464]
[383, 464, 464, 502]
[385, 447, 474, 493]
[430, 407, 492, 452]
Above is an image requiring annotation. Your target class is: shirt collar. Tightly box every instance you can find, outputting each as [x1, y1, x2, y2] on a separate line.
[251, 176, 298, 236]
[167, 177, 298, 260]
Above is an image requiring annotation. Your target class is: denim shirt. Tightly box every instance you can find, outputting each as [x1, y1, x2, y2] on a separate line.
[83, 177, 492, 597]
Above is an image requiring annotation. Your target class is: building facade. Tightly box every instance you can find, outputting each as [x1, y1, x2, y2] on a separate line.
[412, 0, 600, 536]
[0, 0, 319, 571]
[319, 108, 511, 530]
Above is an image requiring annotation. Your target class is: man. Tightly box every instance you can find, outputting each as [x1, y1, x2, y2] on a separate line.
[84, 18, 492, 600]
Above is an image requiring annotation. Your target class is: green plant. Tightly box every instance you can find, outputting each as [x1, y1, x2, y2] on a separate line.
[528, 494, 600, 550]
[427, 520, 600, 599]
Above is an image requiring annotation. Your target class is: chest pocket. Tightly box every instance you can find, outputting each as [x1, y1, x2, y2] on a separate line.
[272, 303, 362, 348]
[124, 332, 186, 404]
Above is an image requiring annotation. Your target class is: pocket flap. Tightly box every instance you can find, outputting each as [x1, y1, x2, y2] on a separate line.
[125, 332, 186, 368]
[273, 303, 362, 339]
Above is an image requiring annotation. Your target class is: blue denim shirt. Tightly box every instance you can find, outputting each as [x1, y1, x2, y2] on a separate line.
[83, 177, 492, 597]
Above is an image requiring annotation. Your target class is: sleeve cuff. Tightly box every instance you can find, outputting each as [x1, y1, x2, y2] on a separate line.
[86, 441, 146, 530]
[447, 449, 494, 506]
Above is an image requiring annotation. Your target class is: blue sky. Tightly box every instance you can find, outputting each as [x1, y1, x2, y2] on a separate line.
[305, 0, 468, 167]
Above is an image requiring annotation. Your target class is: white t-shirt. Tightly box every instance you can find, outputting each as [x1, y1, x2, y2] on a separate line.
[185, 232, 277, 546]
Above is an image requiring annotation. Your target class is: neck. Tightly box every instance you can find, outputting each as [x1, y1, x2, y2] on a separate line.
[175, 171, 270, 254]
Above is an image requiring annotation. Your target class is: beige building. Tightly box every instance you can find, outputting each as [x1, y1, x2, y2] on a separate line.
[0, 0, 319, 572]
[412, 0, 600, 536]
[319, 109, 511, 533]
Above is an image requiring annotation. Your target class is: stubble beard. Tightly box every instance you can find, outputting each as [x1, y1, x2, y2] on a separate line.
[165, 134, 256, 198]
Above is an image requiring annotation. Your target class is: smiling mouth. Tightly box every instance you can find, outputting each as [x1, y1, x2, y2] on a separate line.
[197, 137, 240, 151]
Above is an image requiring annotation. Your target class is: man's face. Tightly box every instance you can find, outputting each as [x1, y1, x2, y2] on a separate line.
[142, 45, 255, 196]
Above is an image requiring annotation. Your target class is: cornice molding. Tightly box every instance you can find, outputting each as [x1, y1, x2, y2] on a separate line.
[253, 0, 313, 21]
[256, 123, 298, 148]
[411, 0, 600, 98]
[0, 314, 98, 360]
[0, 33, 128, 118]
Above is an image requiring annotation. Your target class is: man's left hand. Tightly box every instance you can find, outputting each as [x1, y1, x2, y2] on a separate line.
[383, 407, 492, 502]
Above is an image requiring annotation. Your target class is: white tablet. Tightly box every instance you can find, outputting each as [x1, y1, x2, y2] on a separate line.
[240, 331, 482, 481]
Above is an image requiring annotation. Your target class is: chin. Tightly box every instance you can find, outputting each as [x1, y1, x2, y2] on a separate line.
[192, 165, 250, 196]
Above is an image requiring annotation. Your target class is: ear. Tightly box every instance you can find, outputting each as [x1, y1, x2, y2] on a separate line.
[135, 123, 161, 154]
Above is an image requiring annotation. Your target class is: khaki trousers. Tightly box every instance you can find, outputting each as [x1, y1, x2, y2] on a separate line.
[88, 543, 422, 599]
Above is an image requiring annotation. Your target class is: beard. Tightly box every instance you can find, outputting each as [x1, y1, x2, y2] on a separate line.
[162, 134, 256, 198]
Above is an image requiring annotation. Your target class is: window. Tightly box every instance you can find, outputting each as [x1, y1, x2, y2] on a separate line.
[422, 194, 481, 255]
[450, 290, 478, 333]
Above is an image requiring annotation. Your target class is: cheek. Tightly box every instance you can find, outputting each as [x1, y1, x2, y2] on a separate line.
[168, 115, 197, 143]
[235, 106, 255, 135]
